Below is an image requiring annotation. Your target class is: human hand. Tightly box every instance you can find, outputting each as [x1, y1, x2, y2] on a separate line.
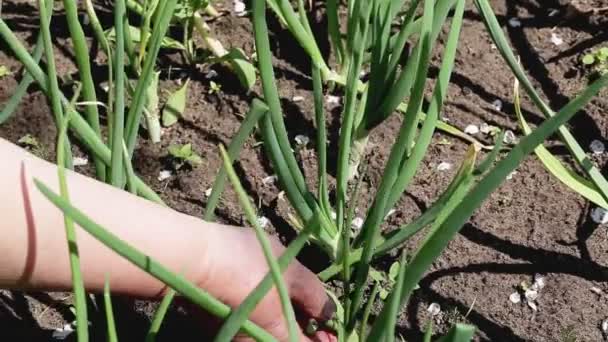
[195, 226, 337, 342]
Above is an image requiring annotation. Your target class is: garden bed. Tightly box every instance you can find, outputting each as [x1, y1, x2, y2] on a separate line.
[0, 0, 608, 340]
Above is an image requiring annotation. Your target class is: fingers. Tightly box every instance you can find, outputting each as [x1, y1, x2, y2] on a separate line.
[286, 262, 336, 322]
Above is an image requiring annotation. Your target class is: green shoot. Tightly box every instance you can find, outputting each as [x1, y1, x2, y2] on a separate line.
[168, 143, 203, 168]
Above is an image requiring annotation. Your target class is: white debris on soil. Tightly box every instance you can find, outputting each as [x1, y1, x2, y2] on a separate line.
[524, 288, 539, 302]
[351, 217, 364, 230]
[205, 188, 212, 197]
[427, 303, 441, 316]
[262, 175, 278, 185]
[326, 95, 341, 105]
[527, 301, 538, 311]
[548, 8, 559, 17]
[602, 318, 608, 334]
[52, 324, 74, 340]
[257, 216, 270, 228]
[73, 157, 89, 167]
[205, 69, 218, 79]
[233, 0, 247, 16]
[385, 209, 397, 220]
[295, 134, 310, 146]
[550, 32, 564, 46]
[508, 17, 522, 28]
[480, 123, 495, 135]
[507, 170, 518, 180]
[503, 130, 518, 145]
[437, 162, 452, 171]
[292, 95, 305, 102]
[591, 207, 608, 224]
[464, 124, 480, 135]
[492, 99, 503, 111]
[509, 292, 522, 304]
[590, 139, 605, 155]
[591, 287, 604, 296]
[158, 170, 173, 181]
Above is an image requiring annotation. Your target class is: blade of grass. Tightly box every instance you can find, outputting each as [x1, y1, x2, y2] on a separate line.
[125, 0, 178, 156]
[0, 19, 162, 203]
[62, 0, 105, 181]
[34, 180, 276, 341]
[251, 0, 308, 196]
[110, 0, 127, 187]
[475, 0, 608, 204]
[203, 99, 268, 221]
[145, 289, 176, 342]
[312, 65, 331, 214]
[216, 145, 298, 342]
[104, 278, 118, 342]
[423, 322, 433, 342]
[55, 113, 88, 341]
[358, 281, 379, 339]
[379, 251, 408, 342]
[370, 73, 608, 339]
[513, 79, 608, 207]
[326, 0, 344, 68]
[38, 0, 73, 168]
[384, 0, 465, 215]
[347, 0, 435, 324]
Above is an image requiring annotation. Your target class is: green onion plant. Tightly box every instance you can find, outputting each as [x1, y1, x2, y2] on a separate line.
[204, 0, 608, 340]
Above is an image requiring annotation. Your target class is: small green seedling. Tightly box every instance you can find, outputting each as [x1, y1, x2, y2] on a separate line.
[379, 261, 401, 300]
[209, 80, 222, 94]
[168, 143, 203, 168]
[0, 65, 10, 78]
[162, 79, 190, 127]
[582, 47, 608, 76]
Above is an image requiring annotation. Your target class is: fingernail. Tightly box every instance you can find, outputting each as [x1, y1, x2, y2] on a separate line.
[320, 296, 337, 321]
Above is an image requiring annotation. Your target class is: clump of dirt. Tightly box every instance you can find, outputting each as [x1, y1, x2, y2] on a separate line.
[1, 0, 608, 340]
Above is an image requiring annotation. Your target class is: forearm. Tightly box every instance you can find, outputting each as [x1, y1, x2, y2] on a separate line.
[0, 138, 216, 298]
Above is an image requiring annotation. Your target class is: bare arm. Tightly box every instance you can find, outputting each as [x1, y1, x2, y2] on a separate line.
[0, 138, 335, 341]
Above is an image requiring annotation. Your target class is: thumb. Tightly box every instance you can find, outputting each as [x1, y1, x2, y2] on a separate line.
[286, 262, 336, 322]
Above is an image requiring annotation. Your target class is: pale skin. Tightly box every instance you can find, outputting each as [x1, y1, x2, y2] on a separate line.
[0, 138, 336, 342]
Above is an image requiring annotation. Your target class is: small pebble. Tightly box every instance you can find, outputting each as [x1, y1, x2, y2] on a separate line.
[292, 96, 305, 102]
[591, 287, 604, 295]
[262, 175, 277, 185]
[503, 130, 518, 145]
[351, 217, 364, 230]
[233, 0, 247, 16]
[437, 162, 452, 171]
[295, 134, 310, 146]
[590, 140, 605, 155]
[73, 157, 89, 167]
[602, 318, 608, 333]
[507, 171, 518, 180]
[158, 170, 172, 181]
[524, 288, 539, 302]
[205, 188, 212, 197]
[533, 275, 546, 289]
[427, 303, 441, 316]
[205, 70, 218, 79]
[590, 207, 608, 224]
[550, 32, 564, 46]
[492, 99, 503, 111]
[527, 301, 538, 311]
[509, 292, 521, 304]
[464, 124, 480, 135]
[257, 216, 270, 228]
[326, 95, 341, 105]
[52, 324, 74, 340]
[508, 17, 522, 28]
